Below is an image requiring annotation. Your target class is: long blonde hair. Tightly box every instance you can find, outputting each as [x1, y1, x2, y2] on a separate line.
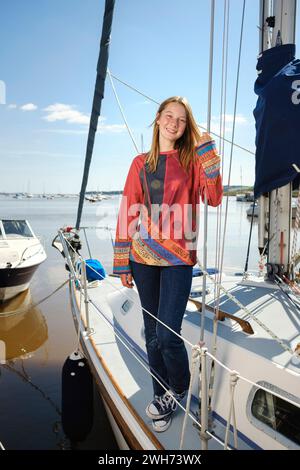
[145, 96, 201, 173]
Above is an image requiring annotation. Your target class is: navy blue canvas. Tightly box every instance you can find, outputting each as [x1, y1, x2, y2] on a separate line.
[253, 44, 300, 198]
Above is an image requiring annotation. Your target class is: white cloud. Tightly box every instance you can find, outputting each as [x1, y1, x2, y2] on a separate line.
[20, 103, 38, 111]
[1, 150, 81, 158]
[7, 104, 17, 109]
[43, 103, 93, 125]
[200, 123, 232, 135]
[98, 124, 126, 133]
[218, 114, 248, 124]
[199, 114, 249, 136]
[41, 103, 126, 133]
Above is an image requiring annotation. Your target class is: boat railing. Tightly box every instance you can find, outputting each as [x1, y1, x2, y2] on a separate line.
[16, 242, 45, 267]
[58, 229, 300, 450]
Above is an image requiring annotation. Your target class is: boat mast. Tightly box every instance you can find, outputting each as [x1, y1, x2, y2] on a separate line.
[200, 0, 215, 344]
[258, 0, 297, 276]
[75, 0, 115, 230]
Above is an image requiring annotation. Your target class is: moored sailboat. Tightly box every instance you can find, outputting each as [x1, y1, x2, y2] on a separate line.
[55, 0, 300, 450]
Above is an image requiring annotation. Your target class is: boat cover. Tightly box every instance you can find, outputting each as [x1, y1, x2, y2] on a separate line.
[254, 44, 300, 197]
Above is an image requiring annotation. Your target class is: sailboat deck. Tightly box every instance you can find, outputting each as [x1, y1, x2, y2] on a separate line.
[71, 271, 300, 449]
[73, 275, 228, 450]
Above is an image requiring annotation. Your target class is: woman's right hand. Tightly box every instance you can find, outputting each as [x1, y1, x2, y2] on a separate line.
[120, 273, 134, 289]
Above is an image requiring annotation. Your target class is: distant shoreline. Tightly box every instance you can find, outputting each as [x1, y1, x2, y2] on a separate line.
[2, 187, 299, 198]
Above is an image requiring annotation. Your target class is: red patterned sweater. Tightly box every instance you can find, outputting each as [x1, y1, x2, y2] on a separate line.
[113, 133, 223, 275]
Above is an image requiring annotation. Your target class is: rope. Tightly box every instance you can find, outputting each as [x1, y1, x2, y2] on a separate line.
[1, 361, 62, 416]
[224, 371, 239, 449]
[179, 345, 201, 449]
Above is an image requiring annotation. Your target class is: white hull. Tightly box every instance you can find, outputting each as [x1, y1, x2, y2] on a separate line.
[102, 401, 130, 450]
[68, 269, 300, 451]
[0, 219, 47, 303]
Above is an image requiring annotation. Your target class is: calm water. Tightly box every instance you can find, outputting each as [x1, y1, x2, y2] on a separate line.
[0, 195, 259, 450]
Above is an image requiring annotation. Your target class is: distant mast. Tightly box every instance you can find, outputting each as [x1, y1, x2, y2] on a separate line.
[258, 0, 297, 274]
[240, 166, 243, 192]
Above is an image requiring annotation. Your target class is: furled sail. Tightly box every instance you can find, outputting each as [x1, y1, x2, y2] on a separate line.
[75, 0, 115, 229]
[254, 44, 300, 198]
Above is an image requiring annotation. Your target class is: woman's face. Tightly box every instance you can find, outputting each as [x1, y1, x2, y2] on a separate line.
[156, 102, 187, 145]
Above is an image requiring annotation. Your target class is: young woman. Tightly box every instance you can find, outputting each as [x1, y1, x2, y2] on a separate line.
[113, 96, 223, 432]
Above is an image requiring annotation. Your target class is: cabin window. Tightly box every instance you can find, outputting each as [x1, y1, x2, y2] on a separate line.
[2, 220, 33, 238]
[251, 388, 300, 445]
[121, 299, 132, 314]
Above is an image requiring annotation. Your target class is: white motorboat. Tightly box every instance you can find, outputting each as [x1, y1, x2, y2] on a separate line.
[0, 219, 47, 302]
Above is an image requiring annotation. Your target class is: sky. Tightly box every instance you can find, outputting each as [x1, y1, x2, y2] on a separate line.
[0, 0, 300, 193]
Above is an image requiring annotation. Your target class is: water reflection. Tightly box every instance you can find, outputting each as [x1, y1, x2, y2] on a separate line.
[0, 290, 48, 361]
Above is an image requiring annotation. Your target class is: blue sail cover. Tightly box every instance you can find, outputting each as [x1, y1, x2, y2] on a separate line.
[253, 44, 300, 198]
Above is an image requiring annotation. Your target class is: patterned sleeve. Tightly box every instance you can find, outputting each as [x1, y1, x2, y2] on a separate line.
[113, 157, 143, 275]
[196, 133, 223, 207]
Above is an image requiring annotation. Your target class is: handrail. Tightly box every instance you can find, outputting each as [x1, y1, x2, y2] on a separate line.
[189, 297, 254, 335]
[15, 241, 44, 268]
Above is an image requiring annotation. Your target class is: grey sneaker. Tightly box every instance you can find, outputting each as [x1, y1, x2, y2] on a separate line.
[146, 390, 186, 419]
[152, 414, 172, 433]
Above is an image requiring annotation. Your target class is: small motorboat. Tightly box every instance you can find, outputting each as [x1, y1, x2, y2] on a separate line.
[0, 219, 47, 302]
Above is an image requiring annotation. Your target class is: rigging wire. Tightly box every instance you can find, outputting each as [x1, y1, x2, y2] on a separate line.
[204, 0, 252, 412]
[209, 0, 231, 418]
[108, 72, 255, 157]
[107, 69, 140, 153]
[200, 0, 216, 343]
[215, 0, 230, 289]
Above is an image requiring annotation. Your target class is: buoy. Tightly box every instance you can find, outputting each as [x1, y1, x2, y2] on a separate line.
[61, 351, 94, 442]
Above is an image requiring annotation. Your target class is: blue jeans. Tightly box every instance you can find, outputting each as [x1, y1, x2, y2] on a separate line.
[130, 260, 193, 397]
